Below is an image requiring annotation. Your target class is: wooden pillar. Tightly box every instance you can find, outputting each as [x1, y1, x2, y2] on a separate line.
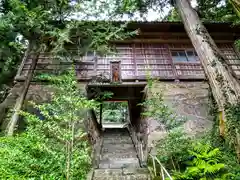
[99, 103, 103, 126]
[7, 42, 40, 135]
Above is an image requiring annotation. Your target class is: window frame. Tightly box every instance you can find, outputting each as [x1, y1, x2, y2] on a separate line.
[171, 49, 199, 63]
[83, 50, 97, 61]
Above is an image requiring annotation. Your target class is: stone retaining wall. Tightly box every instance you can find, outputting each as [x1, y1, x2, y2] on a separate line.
[147, 81, 213, 149]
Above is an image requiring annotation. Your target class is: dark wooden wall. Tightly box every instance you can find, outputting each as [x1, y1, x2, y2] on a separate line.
[15, 23, 240, 82]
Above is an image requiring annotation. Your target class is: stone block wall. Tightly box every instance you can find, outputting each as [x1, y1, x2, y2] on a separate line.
[25, 82, 87, 103]
[147, 81, 213, 148]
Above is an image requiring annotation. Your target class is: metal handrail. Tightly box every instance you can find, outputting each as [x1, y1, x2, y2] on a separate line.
[149, 154, 173, 180]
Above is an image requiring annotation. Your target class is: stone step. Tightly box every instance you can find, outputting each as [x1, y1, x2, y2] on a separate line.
[103, 141, 133, 145]
[103, 127, 129, 133]
[101, 144, 136, 152]
[93, 168, 150, 180]
[99, 127, 140, 170]
[103, 134, 130, 137]
[99, 158, 140, 169]
[101, 152, 138, 159]
[92, 174, 150, 180]
[103, 136, 132, 143]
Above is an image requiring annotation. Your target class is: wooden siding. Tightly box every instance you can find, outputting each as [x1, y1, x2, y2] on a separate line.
[17, 42, 240, 81]
[219, 43, 240, 76]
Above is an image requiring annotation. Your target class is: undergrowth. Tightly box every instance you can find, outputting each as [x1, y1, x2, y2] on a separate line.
[0, 71, 96, 179]
[145, 79, 240, 180]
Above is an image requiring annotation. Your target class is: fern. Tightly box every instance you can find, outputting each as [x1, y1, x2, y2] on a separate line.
[172, 142, 232, 180]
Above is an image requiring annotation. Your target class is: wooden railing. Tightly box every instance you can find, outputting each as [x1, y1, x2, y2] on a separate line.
[127, 121, 148, 167]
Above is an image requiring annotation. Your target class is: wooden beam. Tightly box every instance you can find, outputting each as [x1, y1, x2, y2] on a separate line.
[104, 100, 128, 102]
[87, 82, 147, 87]
[99, 104, 102, 127]
[138, 32, 240, 36]
[111, 39, 235, 44]
[15, 44, 31, 79]
[7, 44, 40, 136]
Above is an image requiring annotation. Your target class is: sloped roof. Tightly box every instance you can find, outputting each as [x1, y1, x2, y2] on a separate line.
[123, 21, 240, 33]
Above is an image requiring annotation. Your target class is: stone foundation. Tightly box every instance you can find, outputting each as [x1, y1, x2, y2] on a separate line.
[147, 81, 213, 148]
[25, 82, 87, 103]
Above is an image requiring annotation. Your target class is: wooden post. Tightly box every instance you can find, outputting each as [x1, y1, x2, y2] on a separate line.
[7, 43, 40, 136]
[93, 54, 98, 75]
[166, 44, 178, 80]
[15, 43, 31, 79]
[100, 103, 103, 127]
[133, 43, 137, 79]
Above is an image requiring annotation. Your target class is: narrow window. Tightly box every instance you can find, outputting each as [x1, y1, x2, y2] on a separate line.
[171, 50, 198, 62]
[186, 50, 198, 62]
[84, 51, 96, 61]
[171, 50, 188, 62]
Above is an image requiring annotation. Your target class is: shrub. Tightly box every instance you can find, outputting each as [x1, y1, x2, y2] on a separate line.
[0, 71, 96, 179]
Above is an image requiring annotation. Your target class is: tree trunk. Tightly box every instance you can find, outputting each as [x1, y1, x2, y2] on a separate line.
[175, 0, 240, 159]
[6, 43, 39, 136]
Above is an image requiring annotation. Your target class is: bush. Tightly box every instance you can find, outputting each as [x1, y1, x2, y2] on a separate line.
[150, 129, 239, 180]
[0, 71, 96, 179]
[172, 142, 234, 180]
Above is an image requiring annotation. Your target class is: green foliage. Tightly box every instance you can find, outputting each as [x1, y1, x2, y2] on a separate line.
[196, 0, 238, 22]
[172, 143, 234, 180]
[102, 109, 124, 122]
[0, 71, 96, 179]
[150, 130, 236, 180]
[163, 8, 181, 21]
[139, 79, 186, 130]
[207, 90, 240, 178]
[145, 81, 239, 179]
[0, 0, 137, 133]
[0, 0, 137, 99]
[102, 101, 128, 123]
[154, 128, 192, 170]
[224, 103, 240, 148]
[118, 0, 239, 23]
[0, 10, 24, 101]
[229, 0, 240, 18]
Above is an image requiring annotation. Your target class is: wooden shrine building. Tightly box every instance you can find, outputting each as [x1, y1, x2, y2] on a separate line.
[4, 21, 240, 168]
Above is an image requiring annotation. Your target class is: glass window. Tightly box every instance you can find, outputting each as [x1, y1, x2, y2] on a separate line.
[84, 51, 96, 61]
[171, 50, 188, 62]
[186, 50, 198, 62]
[86, 51, 95, 56]
[171, 50, 198, 62]
[186, 51, 194, 56]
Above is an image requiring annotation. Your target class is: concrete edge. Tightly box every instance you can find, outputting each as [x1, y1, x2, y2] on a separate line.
[86, 169, 94, 180]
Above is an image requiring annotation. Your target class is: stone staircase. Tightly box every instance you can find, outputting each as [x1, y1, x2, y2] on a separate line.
[92, 168, 150, 180]
[90, 128, 150, 180]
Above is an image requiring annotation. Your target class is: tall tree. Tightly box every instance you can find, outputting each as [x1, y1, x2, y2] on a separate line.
[0, 5, 24, 103]
[1, 0, 80, 135]
[119, 0, 240, 160]
[196, 0, 238, 22]
[163, 7, 181, 21]
[0, 0, 135, 135]
[229, 0, 240, 18]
